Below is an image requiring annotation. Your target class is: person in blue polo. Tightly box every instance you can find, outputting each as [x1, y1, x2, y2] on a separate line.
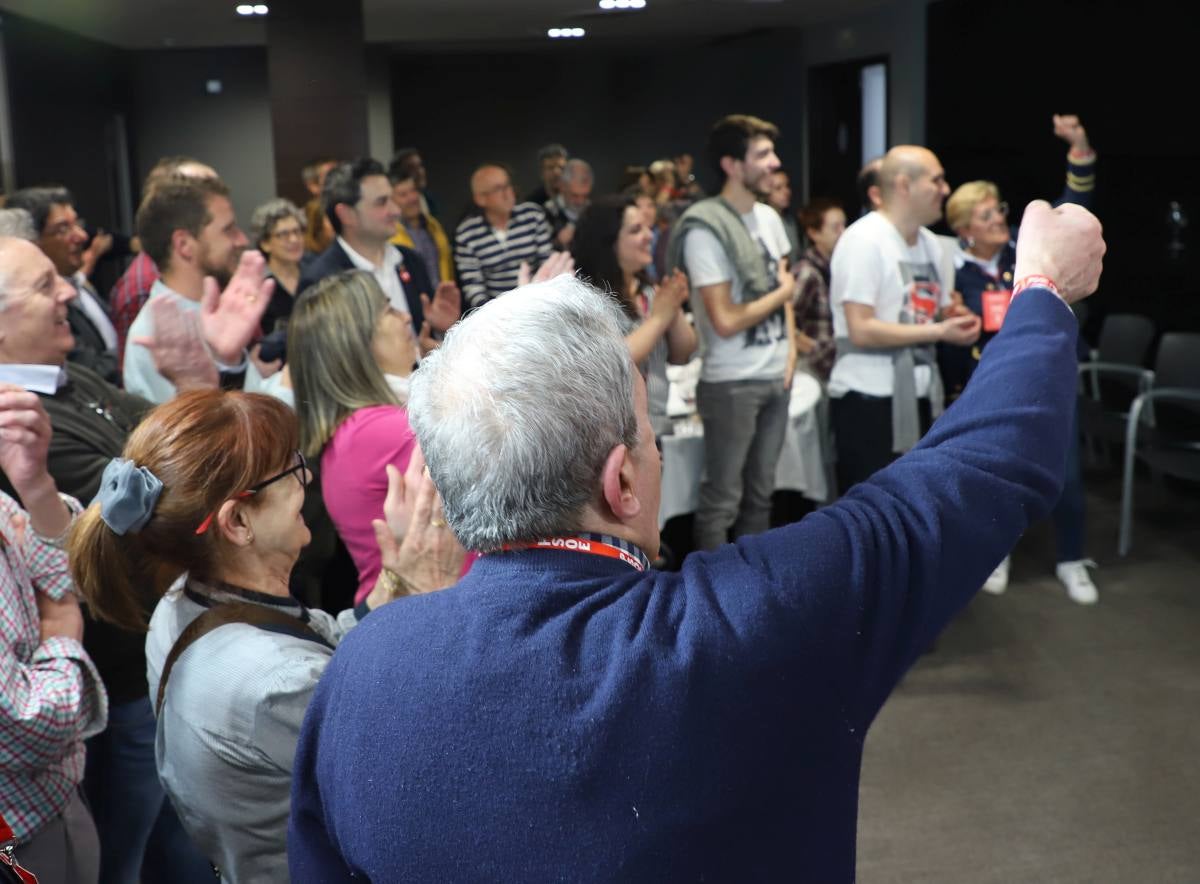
[289, 201, 1104, 881]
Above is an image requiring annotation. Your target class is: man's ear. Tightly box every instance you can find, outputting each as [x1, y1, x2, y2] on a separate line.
[599, 443, 642, 522]
[171, 228, 194, 264]
[719, 155, 740, 183]
[334, 202, 356, 233]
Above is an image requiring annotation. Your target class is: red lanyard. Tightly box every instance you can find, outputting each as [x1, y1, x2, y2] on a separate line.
[494, 536, 647, 572]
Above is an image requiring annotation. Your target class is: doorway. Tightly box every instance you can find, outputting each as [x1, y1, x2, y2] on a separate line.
[806, 57, 888, 217]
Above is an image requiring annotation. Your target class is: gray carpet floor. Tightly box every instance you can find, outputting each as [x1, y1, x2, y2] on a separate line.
[857, 470, 1200, 883]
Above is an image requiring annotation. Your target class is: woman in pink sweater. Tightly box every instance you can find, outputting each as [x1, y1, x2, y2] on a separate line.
[290, 271, 433, 603]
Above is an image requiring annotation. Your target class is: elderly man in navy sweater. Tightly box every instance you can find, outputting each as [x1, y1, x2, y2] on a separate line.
[290, 201, 1104, 881]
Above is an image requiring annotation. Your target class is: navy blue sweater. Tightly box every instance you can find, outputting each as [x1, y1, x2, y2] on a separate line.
[289, 288, 1077, 881]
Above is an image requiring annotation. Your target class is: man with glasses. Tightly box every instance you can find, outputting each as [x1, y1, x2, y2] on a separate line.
[0, 233, 262, 882]
[827, 145, 983, 494]
[300, 158, 461, 339]
[5, 186, 120, 384]
[454, 164, 553, 311]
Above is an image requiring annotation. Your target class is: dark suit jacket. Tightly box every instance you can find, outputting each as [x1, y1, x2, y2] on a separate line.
[298, 240, 434, 335]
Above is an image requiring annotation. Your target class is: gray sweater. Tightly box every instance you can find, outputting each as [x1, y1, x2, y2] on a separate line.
[146, 580, 361, 883]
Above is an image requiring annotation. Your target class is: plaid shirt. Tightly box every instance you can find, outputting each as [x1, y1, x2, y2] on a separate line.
[0, 493, 107, 844]
[794, 246, 837, 382]
[109, 252, 159, 370]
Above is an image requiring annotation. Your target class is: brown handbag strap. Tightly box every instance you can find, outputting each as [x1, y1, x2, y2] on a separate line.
[156, 602, 330, 716]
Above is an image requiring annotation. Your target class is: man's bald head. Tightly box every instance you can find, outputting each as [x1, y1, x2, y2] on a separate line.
[878, 146, 949, 227]
[878, 147, 937, 200]
[471, 164, 515, 218]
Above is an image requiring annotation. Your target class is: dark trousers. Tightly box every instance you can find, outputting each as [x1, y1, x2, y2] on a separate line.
[832, 392, 932, 495]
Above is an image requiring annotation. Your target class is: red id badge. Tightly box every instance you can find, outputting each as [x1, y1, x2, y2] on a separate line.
[981, 289, 1013, 332]
[909, 282, 939, 325]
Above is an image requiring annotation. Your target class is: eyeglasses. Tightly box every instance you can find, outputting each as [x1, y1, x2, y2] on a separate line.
[46, 218, 86, 239]
[478, 182, 514, 198]
[271, 226, 304, 240]
[976, 201, 1009, 224]
[194, 450, 308, 535]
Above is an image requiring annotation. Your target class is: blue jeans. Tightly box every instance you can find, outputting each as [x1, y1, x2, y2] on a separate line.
[83, 696, 214, 884]
[1052, 408, 1086, 562]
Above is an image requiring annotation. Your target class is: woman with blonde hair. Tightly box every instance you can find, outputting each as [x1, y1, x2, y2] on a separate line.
[68, 389, 464, 881]
[940, 114, 1099, 603]
[289, 270, 459, 606]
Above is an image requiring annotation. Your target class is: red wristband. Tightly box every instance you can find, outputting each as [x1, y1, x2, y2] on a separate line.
[1012, 274, 1061, 299]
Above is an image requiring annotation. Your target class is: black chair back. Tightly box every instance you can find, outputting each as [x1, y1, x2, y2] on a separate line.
[1096, 313, 1156, 411]
[1152, 332, 1200, 438]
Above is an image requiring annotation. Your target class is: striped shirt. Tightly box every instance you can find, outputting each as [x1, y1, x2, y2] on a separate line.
[454, 203, 552, 310]
[0, 493, 107, 844]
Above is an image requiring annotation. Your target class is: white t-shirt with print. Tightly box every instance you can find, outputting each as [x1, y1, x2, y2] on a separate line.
[683, 202, 791, 384]
[827, 211, 952, 398]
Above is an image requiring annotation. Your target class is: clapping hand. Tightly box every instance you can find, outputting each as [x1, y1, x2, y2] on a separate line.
[200, 250, 273, 365]
[517, 251, 576, 287]
[0, 385, 53, 494]
[650, 269, 689, 322]
[420, 280, 462, 333]
[371, 446, 466, 598]
[132, 298, 219, 390]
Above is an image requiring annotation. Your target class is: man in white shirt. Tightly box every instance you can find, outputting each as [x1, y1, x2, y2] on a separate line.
[124, 177, 273, 402]
[667, 114, 798, 550]
[828, 145, 981, 493]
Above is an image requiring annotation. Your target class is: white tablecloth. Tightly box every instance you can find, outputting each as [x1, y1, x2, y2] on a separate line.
[658, 361, 830, 528]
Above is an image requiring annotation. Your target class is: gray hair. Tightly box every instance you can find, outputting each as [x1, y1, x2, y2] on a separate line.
[0, 208, 38, 242]
[561, 158, 593, 186]
[0, 229, 35, 309]
[408, 275, 638, 552]
[249, 198, 305, 250]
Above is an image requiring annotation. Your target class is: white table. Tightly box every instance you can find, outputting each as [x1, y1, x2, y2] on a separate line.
[658, 361, 830, 528]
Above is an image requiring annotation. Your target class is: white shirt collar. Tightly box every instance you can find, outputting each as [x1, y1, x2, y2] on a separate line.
[337, 237, 401, 273]
[0, 363, 69, 394]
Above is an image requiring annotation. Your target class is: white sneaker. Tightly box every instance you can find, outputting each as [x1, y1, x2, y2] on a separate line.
[1055, 559, 1099, 605]
[982, 556, 1011, 595]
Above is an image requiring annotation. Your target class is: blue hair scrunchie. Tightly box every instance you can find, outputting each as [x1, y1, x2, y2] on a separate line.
[96, 458, 164, 536]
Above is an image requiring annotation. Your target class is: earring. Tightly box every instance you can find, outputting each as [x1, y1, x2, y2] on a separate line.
[966, 236, 976, 249]
[245, 531, 255, 545]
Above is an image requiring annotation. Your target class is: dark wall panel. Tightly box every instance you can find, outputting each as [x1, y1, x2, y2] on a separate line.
[390, 30, 807, 225]
[927, 0, 1200, 336]
[1, 12, 127, 229]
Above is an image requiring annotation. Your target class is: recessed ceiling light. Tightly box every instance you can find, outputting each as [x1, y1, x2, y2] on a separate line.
[599, 0, 616, 7]
[253, 3, 268, 13]
[548, 27, 562, 37]
[547, 26, 585, 38]
[571, 27, 585, 37]
[236, 3, 254, 13]
[630, 0, 646, 7]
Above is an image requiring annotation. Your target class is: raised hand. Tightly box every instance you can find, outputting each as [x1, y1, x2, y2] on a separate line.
[1014, 201, 1106, 303]
[0, 385, 54, 493]
[131, 298, 218, 391]
[420, 280, 462, 333]
[370, 447, 466, 599]
[417, 320, 438, 356]
[200, 250, 273, 365]
[0, 385, 69, 538]
[1053, 114, 1090, 153]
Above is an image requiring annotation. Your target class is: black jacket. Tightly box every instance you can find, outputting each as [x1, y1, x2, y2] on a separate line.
[298, 240, 434, 335]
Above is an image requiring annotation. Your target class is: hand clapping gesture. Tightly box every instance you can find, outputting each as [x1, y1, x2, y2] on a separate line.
[420, 280, 462, 333]
[369, 445, 466, 603]
[200, 250, 274, 365]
